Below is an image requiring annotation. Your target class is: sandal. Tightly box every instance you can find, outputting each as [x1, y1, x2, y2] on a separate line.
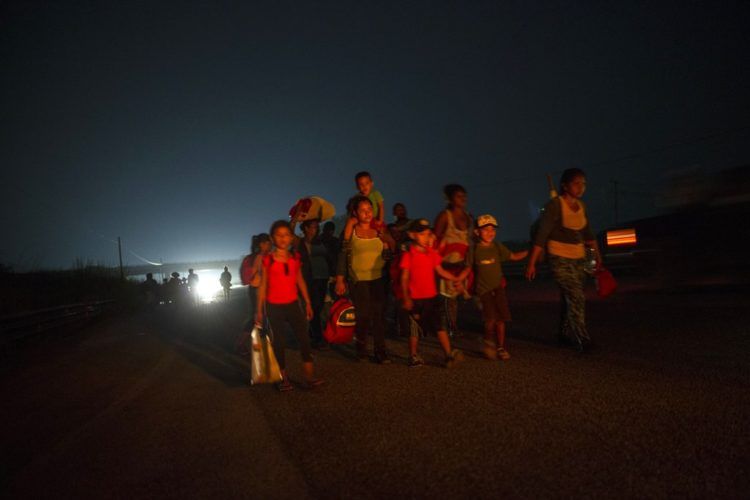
[303, 378, 325, 389]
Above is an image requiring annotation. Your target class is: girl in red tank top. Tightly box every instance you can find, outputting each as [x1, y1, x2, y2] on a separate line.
[256, 220, 323, 391]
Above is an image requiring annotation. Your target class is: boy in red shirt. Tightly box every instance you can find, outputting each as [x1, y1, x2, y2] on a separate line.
[400, 219, 465, 368]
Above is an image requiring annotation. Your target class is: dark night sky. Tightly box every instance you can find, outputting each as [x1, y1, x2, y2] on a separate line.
[2, 1, 749, 270]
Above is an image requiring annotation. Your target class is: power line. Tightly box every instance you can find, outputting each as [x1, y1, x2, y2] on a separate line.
[585, 125, 750, 170]
[469, 125, 750, 190]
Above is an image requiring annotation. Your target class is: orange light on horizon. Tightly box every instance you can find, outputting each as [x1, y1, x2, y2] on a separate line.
[607, 228, 637, 247]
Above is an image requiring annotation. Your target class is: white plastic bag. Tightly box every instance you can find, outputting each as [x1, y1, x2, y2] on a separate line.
[250, 325, 282, 385]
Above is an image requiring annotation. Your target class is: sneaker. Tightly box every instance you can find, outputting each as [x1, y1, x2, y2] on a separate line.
[496, 347, 511, 360]
[482, 340, 497, 360]
[375, 351, 392, 365]
[408, 354, 425, 368]
[444, 349, 464, 368]
[276, 379, 294, 392]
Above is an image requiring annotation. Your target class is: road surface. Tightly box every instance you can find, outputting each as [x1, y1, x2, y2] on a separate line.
[2, 277, 748, 498]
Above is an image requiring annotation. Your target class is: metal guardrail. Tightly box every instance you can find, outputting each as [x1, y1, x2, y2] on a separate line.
[0, 300, 115, 342]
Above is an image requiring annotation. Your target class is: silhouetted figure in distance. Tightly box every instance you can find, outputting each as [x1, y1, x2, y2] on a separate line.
[220, 266, 232, 301]
[187, 268, 200, 304]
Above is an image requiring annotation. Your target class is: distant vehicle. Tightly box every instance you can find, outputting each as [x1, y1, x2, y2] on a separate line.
[600, 165, 750, 285]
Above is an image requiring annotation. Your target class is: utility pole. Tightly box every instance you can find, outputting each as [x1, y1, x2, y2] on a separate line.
[612, 180, 620, 225]
[117, 236, 124, 281]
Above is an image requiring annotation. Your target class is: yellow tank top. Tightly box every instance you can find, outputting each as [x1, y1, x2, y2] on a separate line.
[547, 198, 587, 259]
[350, 229, 384, 281]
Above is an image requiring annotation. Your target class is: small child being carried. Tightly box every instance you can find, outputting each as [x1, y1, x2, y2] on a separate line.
[345, 170, 386, 237]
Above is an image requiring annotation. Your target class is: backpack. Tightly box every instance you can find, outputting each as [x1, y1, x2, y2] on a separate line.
[240, 254, 256, 286]
[323, 297, 356, 344]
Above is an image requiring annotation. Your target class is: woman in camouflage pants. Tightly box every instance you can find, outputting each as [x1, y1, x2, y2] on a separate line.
[525, 168, 601, 352]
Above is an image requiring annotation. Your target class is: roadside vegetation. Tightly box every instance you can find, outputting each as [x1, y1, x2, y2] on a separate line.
[0, 260, 141, 316]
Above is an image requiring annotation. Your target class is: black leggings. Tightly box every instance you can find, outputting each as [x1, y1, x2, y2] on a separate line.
[351, 278, 386, 354]
[266, 302, 313, 369]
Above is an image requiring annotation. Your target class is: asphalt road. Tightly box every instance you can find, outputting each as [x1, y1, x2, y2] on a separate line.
[2, 277, 749, 498]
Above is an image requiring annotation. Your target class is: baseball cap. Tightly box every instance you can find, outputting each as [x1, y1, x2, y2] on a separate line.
[476, 214, 498, 228]
[407, 218, 432, 233]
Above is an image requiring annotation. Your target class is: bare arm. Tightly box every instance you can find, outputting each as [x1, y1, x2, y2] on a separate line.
[343, 217, 356, 240]
[255, 264, 268, 324]
[289, 216, 301, 245]
[296, 267, 313, 320]
[585, 239, 602, 269]
[400, 268, 412, 310]
[436, 263, 464, 281]
[377, 200, 385, 224]
[249, 254, 263, 281]
[525, 245, 544, 280]
[335, 239, 349, 296]
[455, 266, 471, 281]
[433, 211, 448, 244]
[510, 250, 529, 261]
[380, 230, 396, 250]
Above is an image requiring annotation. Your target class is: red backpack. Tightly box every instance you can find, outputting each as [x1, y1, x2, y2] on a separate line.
[324, 297, 356, 344]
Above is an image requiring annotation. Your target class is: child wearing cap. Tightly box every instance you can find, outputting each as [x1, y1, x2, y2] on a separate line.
[400, 218, 466, 368]
[465, 214, 528, 360]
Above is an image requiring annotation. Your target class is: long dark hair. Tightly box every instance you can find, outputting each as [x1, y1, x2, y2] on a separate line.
[347, 195, 372, 217]
[443, 184, 467, 208]
[250, 233, 270, 255]
[269, 220, 292, 237]
[559, 168, 586, 195]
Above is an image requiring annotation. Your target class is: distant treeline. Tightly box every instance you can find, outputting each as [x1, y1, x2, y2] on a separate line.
[0, 263, 140, 316]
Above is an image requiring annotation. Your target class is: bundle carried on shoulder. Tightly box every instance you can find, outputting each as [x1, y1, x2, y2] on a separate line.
[289, 196, 336, 222]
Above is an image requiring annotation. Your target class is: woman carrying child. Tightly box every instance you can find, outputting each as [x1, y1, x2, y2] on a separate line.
[525, 168, 602, 353]
[256, 220, 323, 391]
[335, 195, 395, 363]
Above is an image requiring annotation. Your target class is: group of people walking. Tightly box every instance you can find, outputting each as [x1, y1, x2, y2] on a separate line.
[239, 168, 602, 391]
[141, 268, 203, 306]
